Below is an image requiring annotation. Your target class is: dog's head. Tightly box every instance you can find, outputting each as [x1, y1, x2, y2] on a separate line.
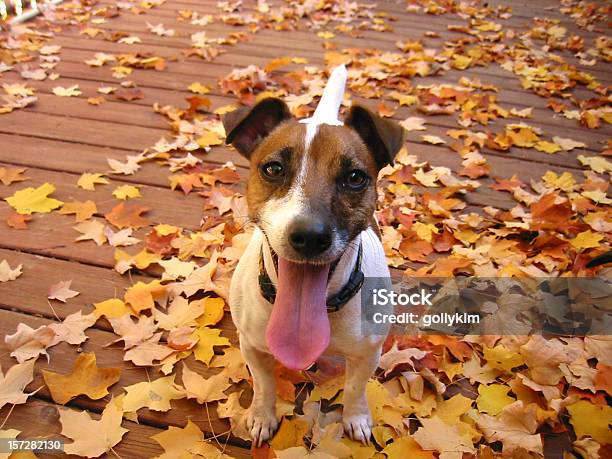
[223, 97, 405, 264]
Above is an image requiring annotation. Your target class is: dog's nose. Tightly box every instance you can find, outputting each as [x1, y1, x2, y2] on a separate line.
[288, 218, 332, 257]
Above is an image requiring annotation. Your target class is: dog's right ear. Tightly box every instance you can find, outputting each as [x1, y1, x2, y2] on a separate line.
[223, 98, 291, 158]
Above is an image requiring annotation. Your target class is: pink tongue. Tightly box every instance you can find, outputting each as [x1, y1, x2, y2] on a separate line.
[265, 257, 331, 370]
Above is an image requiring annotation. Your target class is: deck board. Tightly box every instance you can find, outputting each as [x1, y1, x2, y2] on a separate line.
[0, 0, 610, 457]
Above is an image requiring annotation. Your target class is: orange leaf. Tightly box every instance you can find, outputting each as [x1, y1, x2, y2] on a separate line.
[105, 202, 150, 229]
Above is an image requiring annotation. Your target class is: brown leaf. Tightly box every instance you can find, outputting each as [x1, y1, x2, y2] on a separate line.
[105, 202, 150, 229]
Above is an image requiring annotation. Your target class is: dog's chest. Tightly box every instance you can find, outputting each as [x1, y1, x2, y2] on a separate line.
[228, 227, 390, 354]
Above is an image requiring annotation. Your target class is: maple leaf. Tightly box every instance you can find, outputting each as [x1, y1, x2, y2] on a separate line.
[59, 200, 97, 222]
[421, 135, 446, 145]
[400, 116, 427, 131]
[154, 296, 204, 330]
[114, 88, 144, 102]
[474, 401, 543, 456]
[570, 230, 603, 250]
[105, 202, 150, 229]
[534, 140, 562, 154]
[123, 333, 174, 366]
[158, 257, 197, 281]
[413, 415, 475, 456]
[192, 327, 231, 365]
[77, 173, 109, 191]
[122, 375, 185, 412]
[194, 297, 226, 327]
[567, 400, 612, 444]
[108, 155, 142, 175]
[151, 419, 233, 459]
[382, 437, 434, 458]
[93, 298, 132, 319]
[379, 342, 428, 376]
[124, 280, 166, 313]
[48, 311, 97, 346]
[42, 353, 121, 404]
[104, 227, 140, 247]
[0, 260, 22, 282]
[48, 280, 80, 302]
[74, 220, 107, 245]
[187, 82, 211, 94]
[0, 166, 28, 185]
[108, 314, 156, 349]
[112, 185, 141, 200]
[211, 347, 249, 382]
[553, 136, 586, 151]
[59, 399, 128, 458]
[52, 85, 82, 97]
[4, 323, 56, 363]
[578, 155, 612, 174]
[476, 383, 515, 415]
[6, 212, 31, 229]
[0, 359, 36, 410]
[5, 183, 63, 214]
[177, 364, 230, 404]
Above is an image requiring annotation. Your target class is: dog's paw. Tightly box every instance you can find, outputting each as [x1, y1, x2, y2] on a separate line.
[343, 412, 373, 444]
[246, 406, 279, 447]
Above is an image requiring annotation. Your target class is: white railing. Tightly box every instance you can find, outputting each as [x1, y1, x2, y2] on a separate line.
[1, 0, 62, 24]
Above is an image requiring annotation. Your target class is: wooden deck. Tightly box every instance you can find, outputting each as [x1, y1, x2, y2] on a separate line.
[0, 0, 610, 457]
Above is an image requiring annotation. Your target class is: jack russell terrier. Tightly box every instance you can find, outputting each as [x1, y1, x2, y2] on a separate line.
[223, 65, 405, 445]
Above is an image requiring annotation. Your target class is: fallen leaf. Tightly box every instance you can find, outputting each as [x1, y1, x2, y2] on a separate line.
[52, 85, 82, 97]
[0, 167, 28, 186]
[0, 359, 36, 410]
[77, 173, 109, 191]
[43, 353, 121, 404]
[59, 201, 97, 222]
[105, 202, 150, 229]
[0, 260, 22, 282]
[59, 399, 128, 458]
[123, 375, 185, 412]
[192, 327, 231, 365]
[5, 183, 63, 214]
[177, 364, 230, 404]
[476, 383, 515, 415]
[48, 280, 80, 302]
[74, 220, 107, 245]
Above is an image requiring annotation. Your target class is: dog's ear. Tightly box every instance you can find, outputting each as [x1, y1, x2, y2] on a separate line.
[345, 105, 406, 169]
[223, 98, 291, 158]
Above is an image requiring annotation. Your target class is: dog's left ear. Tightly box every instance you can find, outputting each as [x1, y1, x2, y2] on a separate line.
[223, 98, 291, 158]
[345, 105, 406, 169]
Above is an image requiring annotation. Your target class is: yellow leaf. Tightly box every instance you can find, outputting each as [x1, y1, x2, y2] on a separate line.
[42, 353, 121, 404]
[178, 364, 230, 404]
[542, 171, 575, 192]
[77, 173, 109, 191]
[421, 135, 446, 145]
[552, 136, 586, 151]
[93, 298, 131, 319]
[476, 384, 515, 415]
[534, 141, 562, 154]
[317, 31, 335, 39]
[191, 327, 231, 365]
[187, 82, 210, 94]
[569, 230, 603, 250]
[151, 419, 233, 459]
[195, 297, 226, 327]
[214, 105, 237, 115]
[112, 185, 141, 200]
[124, 280, 166, 313]
[52, 85, 81, 97]
[5, 183, 63, 215]
[154, 224, 180, 236]
[483, 345, 525, 372]
[197, 130, 223, 148]
[582, 189, 612, 205]
[123, 375, 184, 412]
[59, 200, 97, 222]
[390, 91, 418, 106]
[567, 400, 612, 444]
[59, 399, 128, 457]
[270, 418, 309, 450]
[578, 155, 612, 174]
[414, 222, 439, 242]
[382, 436, 435, 458]
[452, 54, 472, 70]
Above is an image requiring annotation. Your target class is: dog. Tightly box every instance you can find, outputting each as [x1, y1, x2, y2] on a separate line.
[223, 65, 405, 445]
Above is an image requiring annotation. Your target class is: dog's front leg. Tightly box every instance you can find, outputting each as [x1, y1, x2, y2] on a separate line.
[342, 351, 380, 443]
[241, 341, 278, 446]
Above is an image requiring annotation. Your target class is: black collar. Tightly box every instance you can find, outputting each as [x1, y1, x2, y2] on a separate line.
[258, 242, 364, 313]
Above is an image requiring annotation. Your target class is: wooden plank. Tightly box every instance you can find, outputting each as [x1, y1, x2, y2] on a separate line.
[0, 308, 244, 444]
[1, 398, 250, 458]
[0, 161, 212, 231]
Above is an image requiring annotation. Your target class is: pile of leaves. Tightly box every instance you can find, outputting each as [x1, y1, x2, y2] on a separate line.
[1, 0, 611, 458]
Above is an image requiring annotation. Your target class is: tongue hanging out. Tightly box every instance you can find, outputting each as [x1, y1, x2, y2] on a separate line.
[265, 257, 331, 370]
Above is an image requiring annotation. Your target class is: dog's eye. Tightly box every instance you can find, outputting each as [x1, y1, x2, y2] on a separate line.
[261, 161, 284, 180]
[343, 170, 369, 191]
